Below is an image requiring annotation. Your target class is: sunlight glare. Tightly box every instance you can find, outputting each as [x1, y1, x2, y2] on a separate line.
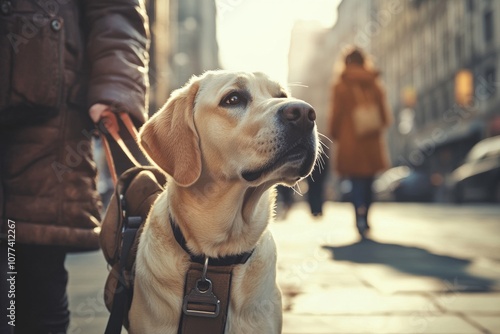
[216, 0, 340, 84]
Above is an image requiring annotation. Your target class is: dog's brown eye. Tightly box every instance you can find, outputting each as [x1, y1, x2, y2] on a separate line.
[221, 92, 248, 108]
[226, 94, 240, 105]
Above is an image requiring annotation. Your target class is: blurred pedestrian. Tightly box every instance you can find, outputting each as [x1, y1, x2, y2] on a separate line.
[0, 1, 149, 333]
[276, 185, 294, 220]
[306, 150, 329, 217]
[328, 47, 391, 238]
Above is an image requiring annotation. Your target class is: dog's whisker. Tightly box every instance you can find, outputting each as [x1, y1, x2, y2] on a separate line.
[315, 159, 324, 173]
[318, 153, 326, 166]
[316, 159, 324, 172]
[316, 148, 327, 165]
[292, 183, 304, 197]
[318, 133, 332, 144]
[286, 82, 309, 88]
[318, 144, 326, 156]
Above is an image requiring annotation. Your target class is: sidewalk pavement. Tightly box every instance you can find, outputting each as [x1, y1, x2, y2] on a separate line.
[66, 202, 500, 334]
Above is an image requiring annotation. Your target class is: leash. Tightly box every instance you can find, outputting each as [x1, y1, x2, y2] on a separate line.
[98, 111, 143, 334]
[99, 111, 141, 185]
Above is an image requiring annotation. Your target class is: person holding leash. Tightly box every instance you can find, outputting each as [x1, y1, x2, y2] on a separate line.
[0, 1, 149, 332]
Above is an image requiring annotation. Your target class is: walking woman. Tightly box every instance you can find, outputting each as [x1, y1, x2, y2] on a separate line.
[328, 47, 392, 238]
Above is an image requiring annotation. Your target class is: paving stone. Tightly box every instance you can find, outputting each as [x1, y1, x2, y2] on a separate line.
[432, 292, 500, 313]
[468, 316, 500, 334]
[283, 314, 482, 334]
[290, 288, 439, 315]
[68, 314, 124, 334]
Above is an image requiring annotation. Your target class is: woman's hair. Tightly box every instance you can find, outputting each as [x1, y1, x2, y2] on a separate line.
[344, 48, 365, 66]
[332, 45, 375, 79]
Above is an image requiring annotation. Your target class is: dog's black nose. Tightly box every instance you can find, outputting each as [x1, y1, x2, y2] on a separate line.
[279, 102, 316, 132]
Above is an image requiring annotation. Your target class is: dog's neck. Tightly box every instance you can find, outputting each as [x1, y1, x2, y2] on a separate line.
[167, 175, 275, 258]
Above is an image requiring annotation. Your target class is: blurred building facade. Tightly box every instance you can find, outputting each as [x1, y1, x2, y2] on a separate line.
[288, 22, 332, 136]
[290, 0, 499, 200]
[370, 0, 500, 194]
[146, 0, 171, 114]
[147, 0, 220, 112]
[170, 0, 219, 90]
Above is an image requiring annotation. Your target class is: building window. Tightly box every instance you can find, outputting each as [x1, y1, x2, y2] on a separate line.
[484, 67, 497, 98]
[467, 0, 474, 12]
[484, 10, 494, 43]
[431, 95, 438, 121]
[442, 33, 449, 69]
[455, 34, 464, 65]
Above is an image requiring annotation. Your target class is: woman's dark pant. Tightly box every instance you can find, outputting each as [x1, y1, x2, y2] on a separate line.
[350, 176, 374, 221]
[307, 153, 329, 215]
[1, 244, 70, 334]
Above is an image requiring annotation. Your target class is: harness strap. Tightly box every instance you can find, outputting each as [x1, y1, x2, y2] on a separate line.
[179, 263, 234, 334]
[98, 111, 142, 334]
[104, 216, 141, 334]
[169, 216, 254, 334]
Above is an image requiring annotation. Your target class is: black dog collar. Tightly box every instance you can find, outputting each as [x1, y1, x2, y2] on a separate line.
[169, 216, 254, 266]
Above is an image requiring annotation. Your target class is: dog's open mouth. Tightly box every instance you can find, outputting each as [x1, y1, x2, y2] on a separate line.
[242, 140, 315, 182]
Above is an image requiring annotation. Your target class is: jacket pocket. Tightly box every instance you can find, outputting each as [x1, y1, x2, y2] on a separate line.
[0, 12, 64, 126]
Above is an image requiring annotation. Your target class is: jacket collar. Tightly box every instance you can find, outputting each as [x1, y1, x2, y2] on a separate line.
[342, 64, 379, 84]
[169, 215, 254, 266]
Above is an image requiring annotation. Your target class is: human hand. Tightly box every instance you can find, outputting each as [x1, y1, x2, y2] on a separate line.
[89, 103, 112, 123]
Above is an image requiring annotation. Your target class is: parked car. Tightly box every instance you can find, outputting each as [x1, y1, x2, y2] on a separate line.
[450, 136, 500, 203]
[373, 166, 435, 202]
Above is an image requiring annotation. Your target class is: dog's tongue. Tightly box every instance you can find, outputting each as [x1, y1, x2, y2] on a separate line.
[242, 170, 262, 182]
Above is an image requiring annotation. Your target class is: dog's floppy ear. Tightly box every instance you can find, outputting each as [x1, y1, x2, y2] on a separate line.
[140, 80, 201, 187]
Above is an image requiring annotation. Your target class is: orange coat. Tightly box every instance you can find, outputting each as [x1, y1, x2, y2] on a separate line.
[328, 65, 392, 177]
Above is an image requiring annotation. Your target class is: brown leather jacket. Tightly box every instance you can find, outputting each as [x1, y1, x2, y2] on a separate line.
[0, 0, 149, 250]
[328, 65, 392, 177]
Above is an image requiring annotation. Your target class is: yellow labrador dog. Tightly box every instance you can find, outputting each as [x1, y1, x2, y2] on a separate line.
[130, 70, 318, 333]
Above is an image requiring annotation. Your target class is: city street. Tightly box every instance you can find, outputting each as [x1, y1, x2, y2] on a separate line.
[65, 202, 500, 333]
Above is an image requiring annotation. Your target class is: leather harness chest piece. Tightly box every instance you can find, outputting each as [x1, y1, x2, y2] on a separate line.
[169, 217, 254, 334]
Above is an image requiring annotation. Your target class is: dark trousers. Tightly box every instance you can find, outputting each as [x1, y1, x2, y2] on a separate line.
[350, 176, 374, 220]
[306, 152, 329, 215]
[1, 244, 69, 334]
[277, 185, 294, 209]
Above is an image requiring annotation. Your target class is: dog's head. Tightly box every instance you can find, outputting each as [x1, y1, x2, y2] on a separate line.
[140, 70, 318, 188]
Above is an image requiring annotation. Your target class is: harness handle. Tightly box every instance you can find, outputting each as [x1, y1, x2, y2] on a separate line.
[98, 111, 141, 185]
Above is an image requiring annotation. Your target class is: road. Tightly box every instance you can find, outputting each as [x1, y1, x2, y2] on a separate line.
[65, 202, 500, 333]
[273, 202, 500, 334]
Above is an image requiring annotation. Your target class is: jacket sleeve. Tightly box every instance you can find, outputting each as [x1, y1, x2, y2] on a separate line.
[83, 0, 150, 125]
[376, 83, 393, 128]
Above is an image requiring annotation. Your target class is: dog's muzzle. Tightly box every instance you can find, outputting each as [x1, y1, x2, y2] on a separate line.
[242, 101, 318, 183]
[278, 101, 316, 136]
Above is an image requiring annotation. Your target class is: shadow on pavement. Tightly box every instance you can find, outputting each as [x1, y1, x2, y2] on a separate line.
[322, 239, 494, 292]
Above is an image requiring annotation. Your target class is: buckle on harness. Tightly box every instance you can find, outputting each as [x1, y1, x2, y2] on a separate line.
[182, 257, 221, 318]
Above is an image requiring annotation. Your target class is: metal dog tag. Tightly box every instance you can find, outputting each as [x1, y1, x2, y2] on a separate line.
[182, 278, 220, 318]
